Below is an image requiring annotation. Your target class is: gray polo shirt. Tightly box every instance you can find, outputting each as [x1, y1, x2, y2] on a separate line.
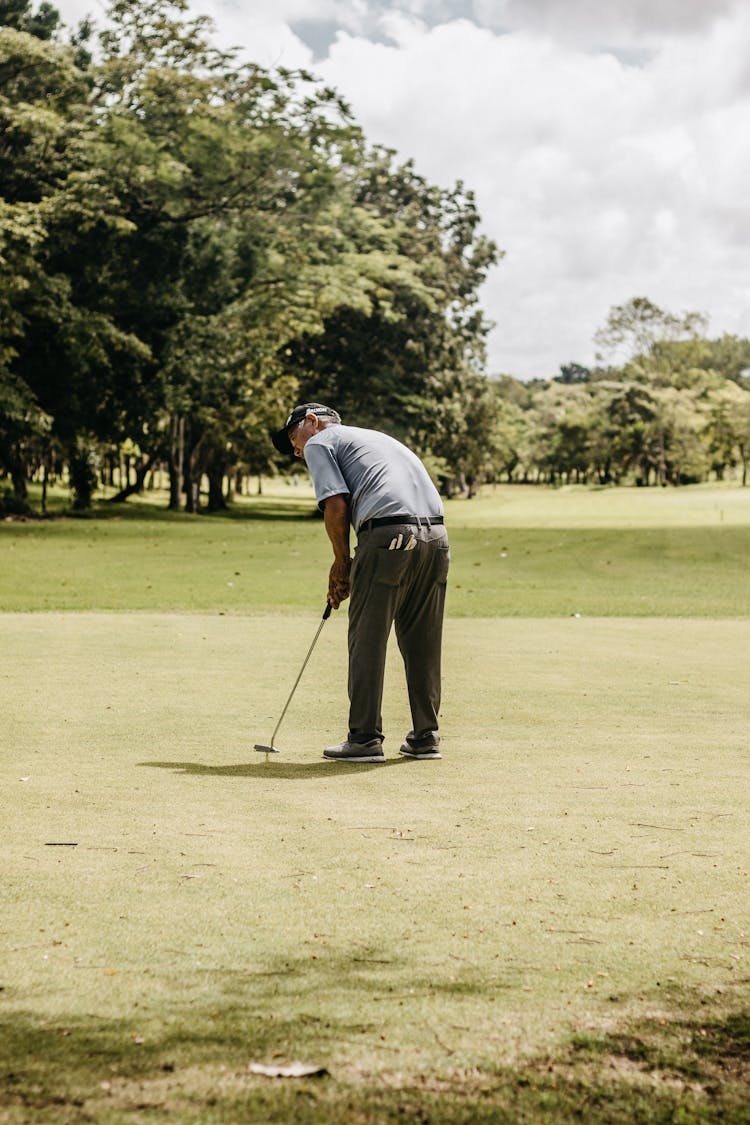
[304, 424, 443, 531]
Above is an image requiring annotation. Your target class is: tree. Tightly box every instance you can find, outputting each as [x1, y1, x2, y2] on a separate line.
[585, 298, 750, 485]
[282, 148, 500, 485]
[84, 0, 420, 510]
[555, 362, 591, 385]
[0, 0, 60, 40]
[701, 334, 750, 389]
[0, 367, 50, 510]
[1, 1, 503, 508]
[736, 396, 750, 486]
[703, 382, 750, 482]
[0, 22, 147, 506]
[522, 382, 593, 484]
[594, 296, 707, 366]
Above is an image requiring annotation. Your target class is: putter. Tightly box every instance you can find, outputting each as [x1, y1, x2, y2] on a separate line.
[254, 602, 332, 759]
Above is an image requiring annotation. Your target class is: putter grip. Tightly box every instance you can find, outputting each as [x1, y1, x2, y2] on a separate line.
[323, 602, 332, 620]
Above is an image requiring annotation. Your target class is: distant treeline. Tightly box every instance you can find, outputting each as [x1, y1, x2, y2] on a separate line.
[488, 297, 750, 492]
[1, 3, 749, 515]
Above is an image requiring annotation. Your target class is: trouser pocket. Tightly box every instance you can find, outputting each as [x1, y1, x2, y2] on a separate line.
[374, 546, 413, 586]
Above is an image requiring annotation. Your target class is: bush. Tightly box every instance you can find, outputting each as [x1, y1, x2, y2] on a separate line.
[0, 487, 31, 516]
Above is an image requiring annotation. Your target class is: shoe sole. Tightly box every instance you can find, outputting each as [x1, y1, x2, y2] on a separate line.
[322, 754, 385, 763]
[399, 749, 442, 760]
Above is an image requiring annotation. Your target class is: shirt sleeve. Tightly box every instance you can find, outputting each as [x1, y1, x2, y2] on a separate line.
[304, 439, 350, 510]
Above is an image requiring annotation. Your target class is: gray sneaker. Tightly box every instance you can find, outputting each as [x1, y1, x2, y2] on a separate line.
[323, 738, 385, 763]
[399, 734, 442, 760]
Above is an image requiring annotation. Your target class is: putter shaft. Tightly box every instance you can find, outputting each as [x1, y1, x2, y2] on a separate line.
[255, 603, 331, 754]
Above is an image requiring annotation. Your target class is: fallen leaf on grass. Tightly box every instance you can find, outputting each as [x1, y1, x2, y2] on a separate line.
[248, 1062, 329, 1079]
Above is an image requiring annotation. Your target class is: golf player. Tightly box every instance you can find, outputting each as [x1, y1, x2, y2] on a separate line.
[272, 403, 450, 763]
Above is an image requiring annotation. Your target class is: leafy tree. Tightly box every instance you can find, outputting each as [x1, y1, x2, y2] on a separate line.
[522, 383, 593, 484]
[283, 148, 499, 484]
[703, 382, 750, 481]
[736, 396, 750, 486]
[2, 0, 503, 509]
[0, 367, 50, 510]
[582, 381, 652, 484]
[555, 362, 591, 385]
[82, 0, 405, 509]
[0, 23, 131, 506]
[701, 334, 750, 389]
[594, 296, 707, 366]
[0, 0, 59, 40]
[584, 299, 750, 486]
[495, 374, 532, 409]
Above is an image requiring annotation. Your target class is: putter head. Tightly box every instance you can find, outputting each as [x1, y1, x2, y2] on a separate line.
[254, 743, 280, 755]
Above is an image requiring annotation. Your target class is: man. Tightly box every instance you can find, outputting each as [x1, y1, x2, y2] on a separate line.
[272, 403, 450, 763]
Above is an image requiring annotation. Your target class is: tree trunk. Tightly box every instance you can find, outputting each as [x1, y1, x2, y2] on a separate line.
[41, 455, 48, 515]
[107, 454, 157, 502]
[168, 415, 185, 510]
[185, 475, 200, 513]
[207, 465, 227, 511]
[184, 431, 205, 514]
[11, 453, 28, 505]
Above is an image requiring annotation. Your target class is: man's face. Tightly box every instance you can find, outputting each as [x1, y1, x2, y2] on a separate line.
[288, 413, 317, 458]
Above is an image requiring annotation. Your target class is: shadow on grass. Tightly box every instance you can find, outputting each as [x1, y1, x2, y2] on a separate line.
[4, 498, 321, 524]
[138, 759, 406, 779]
[82, 496, 321, 523]
[1, 997, 748, 1123]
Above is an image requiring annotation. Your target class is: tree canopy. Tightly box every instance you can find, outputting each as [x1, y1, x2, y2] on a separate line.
[0, 0, 502, 511]
[1, 3, 749, 512]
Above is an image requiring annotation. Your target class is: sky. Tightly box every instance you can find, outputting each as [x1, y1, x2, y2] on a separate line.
[52, 0, 750, 380]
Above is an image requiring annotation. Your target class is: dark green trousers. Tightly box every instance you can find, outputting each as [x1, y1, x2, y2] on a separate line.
[347, 523, 450, 745]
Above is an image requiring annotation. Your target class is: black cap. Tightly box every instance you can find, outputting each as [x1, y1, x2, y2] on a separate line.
[272, 403, 341, 457]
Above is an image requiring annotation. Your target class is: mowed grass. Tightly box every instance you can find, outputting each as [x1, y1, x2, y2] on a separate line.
[2, 483, 750, 616]
[2, 483, 750, 1122]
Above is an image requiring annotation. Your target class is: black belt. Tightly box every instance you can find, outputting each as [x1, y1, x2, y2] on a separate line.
[359, 515, 444, 532]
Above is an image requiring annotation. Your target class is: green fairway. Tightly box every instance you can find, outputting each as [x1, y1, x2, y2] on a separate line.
[2, 484, 749, 1121]
[2, 484, 749, 616]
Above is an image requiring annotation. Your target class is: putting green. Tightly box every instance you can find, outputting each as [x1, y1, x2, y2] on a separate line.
[3, 611, 748, 1120]
[3, 482, 749, 1119]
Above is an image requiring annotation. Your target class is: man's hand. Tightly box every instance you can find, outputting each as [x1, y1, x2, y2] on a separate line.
[328, 557, 351, 609]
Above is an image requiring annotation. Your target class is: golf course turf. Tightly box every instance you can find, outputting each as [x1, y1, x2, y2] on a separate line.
[1, 483, 748, 1122]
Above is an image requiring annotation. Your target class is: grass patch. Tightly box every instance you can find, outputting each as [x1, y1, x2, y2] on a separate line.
[2, 485, 750, 616]
[2, 612, 749, 1121]
[15, 477, 750, 529]
[2, 1001, 748, 1122]
[2, 483, 749, 1120]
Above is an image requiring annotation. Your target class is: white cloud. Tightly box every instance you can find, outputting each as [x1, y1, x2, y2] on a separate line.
[54, 0, 316, 67]
[48, 0, 750, 378]
[52, 0, 103, 28]
[162, 0, 315, 68]
[475, 0, 739, 46]
[315, 6, 750, 376]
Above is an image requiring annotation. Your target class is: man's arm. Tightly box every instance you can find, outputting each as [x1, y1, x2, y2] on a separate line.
[323, 493, 351, 609]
